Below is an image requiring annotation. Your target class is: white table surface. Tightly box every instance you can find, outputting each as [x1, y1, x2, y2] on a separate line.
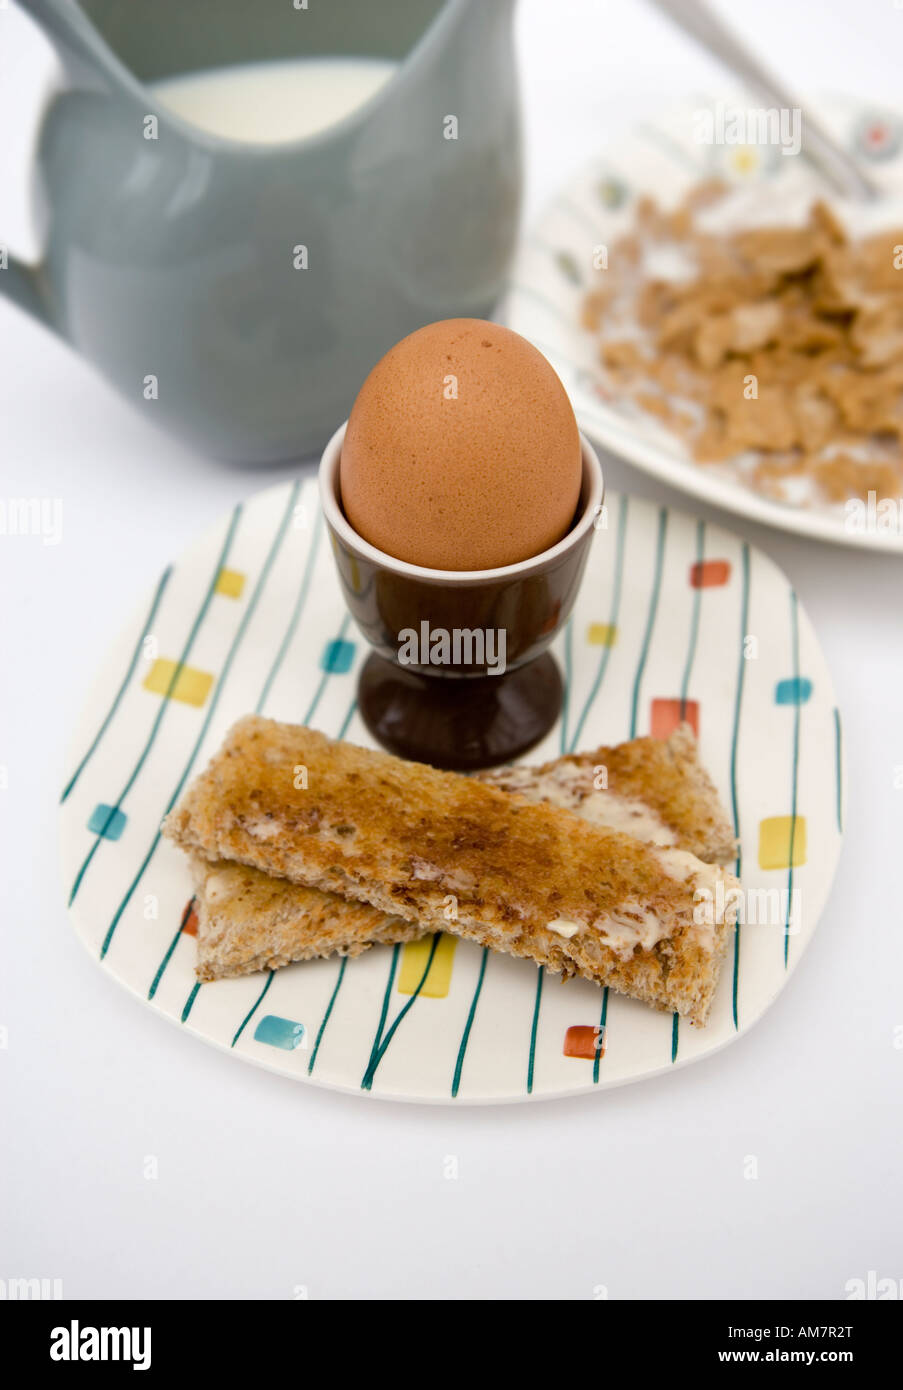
[2, 0, 901, 1300]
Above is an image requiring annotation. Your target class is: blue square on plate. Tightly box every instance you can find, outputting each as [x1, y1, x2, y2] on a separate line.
[88, 803, 127, 841]
[775, 677, 813, 706]
[320, 638, 355, 674]
[253, 1015, 305, 1051]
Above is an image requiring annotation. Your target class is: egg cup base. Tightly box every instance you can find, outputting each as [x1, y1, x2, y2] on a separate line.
[357, 650, 563, 772]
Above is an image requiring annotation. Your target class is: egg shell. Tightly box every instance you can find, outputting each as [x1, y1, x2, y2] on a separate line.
[339, 318, 583, 571]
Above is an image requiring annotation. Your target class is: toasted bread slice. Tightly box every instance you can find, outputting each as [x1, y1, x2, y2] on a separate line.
[188, 858, 422, 982]
[481, 723, 737, 865]
[165, 717, 738, 1024]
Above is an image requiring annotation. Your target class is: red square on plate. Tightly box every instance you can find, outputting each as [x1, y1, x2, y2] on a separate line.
[689, 559, 730, 588]
[650, 698, 699, 739]
[563, 1025, 605, 1060]
[181, 899, 199, 937]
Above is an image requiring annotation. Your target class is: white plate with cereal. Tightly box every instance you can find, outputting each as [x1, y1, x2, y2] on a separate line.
[504, 94, 903, 553]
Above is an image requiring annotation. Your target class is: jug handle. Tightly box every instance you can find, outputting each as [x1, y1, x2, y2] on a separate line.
[0, 254, 57, 333]
[2, 0, 120, 334]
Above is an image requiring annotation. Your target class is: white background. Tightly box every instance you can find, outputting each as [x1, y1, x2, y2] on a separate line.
[1, 0, 901, 1300]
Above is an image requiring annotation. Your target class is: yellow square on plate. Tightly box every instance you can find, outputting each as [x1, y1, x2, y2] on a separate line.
[143, 658, 214, 708]
[758, 815, 807, 870]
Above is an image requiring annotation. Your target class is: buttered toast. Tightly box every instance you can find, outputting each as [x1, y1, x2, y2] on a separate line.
[165, 717, 738, 1024]
[480, 724, 736, 865]
[185, 724, 735, 985]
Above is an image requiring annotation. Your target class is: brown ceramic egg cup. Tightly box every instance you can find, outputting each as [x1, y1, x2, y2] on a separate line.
[319, 424, 604, 770]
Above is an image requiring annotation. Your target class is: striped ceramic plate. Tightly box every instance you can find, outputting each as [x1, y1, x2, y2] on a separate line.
[60, 478, 844, 1102]
[504, 93, 903, 553]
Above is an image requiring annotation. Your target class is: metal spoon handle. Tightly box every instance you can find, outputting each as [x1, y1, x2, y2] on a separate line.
[647, 0, 879, 201]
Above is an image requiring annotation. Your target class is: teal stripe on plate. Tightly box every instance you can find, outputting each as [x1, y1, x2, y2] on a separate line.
[451, 947, 489, 1099]
[302, 613, 351, 726]
[569, 493, 628, 754]
[181, 981, 201, 1023]
[730, 544, 751, 1030]
[231, 972, 274, 1047]
[105, 484, 298, 969]
[255, 504, 324, 714]
[308, 957, 348, 1076]
[61, 565, 173, 804]
[526, 966, 544, 1095]
[560, 617, 573, 754]
[301, 691, 364, 1077]
[629, 507, 668, 738]
[337, 699, 358, 741]
[177, 902, 202, 1024]
[592, 986, 609, 1085]
[671, 520, 706, 1062]
[680, 520, 705, 717]
[360, 945, 401, 1086]
[70, 510, 240, 907]
[360, 935, 441, 1091]
[784, 591, 802, 968]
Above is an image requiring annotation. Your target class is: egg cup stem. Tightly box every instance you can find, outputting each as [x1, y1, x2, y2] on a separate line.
[356, 651, 563, 772]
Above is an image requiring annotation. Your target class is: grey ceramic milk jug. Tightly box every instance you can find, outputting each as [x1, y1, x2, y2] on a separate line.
[2, 0, 522, 461]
